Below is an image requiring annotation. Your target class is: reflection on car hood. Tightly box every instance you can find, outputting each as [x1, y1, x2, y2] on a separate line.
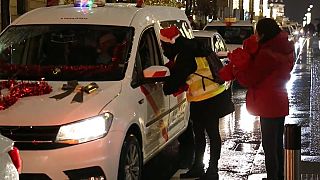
[0, 81, 121, 126]
[0, 135, 13, 153]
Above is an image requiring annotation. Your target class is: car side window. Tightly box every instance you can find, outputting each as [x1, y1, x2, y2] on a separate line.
[138, 28, 163, 69]
[212, 35, 218, 52]
[216, 35, 228, 52]
[131, 27, 163, 88]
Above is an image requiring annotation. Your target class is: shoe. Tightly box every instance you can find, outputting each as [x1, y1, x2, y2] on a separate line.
[180, 166, 205, 178]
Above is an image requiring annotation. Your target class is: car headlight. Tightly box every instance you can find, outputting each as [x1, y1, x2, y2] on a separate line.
[55, 112, 113, 144]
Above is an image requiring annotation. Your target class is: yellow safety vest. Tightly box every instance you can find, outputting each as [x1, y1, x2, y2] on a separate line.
[186, 57, 230, 102]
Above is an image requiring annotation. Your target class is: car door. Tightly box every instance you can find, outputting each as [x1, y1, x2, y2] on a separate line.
[134, 27, 170, 157]
[159, 20, 190, 139]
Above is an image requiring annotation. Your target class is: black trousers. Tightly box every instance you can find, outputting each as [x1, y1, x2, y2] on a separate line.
[190, 102, 222, 170]
[260, 117, 285, 180]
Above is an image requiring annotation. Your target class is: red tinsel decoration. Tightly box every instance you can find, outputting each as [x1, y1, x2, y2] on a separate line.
[0, 64, 119, 80]
[0, 80, 52, 111]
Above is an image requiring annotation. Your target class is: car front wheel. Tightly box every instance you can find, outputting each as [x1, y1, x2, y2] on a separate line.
[118, 134, 142, 180]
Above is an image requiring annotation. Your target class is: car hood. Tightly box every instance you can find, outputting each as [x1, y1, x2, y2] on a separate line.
[0, 81, 121, 126]
[227, 44, 243, 52]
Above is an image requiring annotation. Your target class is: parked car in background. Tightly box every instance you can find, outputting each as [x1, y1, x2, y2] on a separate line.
[0, 1, 192, 180]
[193, 30, 229, 64]
[203, 19, 255, 51]
[0, 134, 21, 180]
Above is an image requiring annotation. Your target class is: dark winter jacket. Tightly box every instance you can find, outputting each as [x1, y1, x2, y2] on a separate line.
[162, 36, 234, 118]
[235, 31, 294, 118]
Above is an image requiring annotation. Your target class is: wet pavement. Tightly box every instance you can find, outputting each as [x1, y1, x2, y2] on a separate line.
[142, 35, 320, 180]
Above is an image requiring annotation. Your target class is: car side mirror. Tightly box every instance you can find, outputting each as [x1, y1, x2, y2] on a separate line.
[143, 65, 170, 82]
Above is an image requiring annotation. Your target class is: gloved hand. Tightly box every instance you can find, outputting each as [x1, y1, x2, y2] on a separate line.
[173, 84, 189, 97]
[164, 60, 175, 70]
[218, 63, 235, 81]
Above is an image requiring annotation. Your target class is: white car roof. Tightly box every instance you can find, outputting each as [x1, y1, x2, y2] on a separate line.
[192, 30, 219, 38]
[11, 3, 187, 27]
[205, 20, 253, 27]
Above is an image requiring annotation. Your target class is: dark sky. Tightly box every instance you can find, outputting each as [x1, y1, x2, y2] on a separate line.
[283, 0, 320, 23]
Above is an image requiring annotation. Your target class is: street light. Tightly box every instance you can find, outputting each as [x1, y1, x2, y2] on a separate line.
[269, 3, 274, 19]
[303, 16, 307, 26]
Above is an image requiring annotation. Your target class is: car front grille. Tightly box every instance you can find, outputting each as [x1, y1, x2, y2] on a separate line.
[0, 126, 72, 150]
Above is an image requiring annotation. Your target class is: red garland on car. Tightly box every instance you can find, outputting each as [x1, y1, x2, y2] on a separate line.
[0, 63, 118, 79]
[0, 80, 52, 111]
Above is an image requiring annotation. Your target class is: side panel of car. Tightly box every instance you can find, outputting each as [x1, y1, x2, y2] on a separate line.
[120, 24, 172, 164]
[157, 20, 192, 140]
[127, 13, 192, 163]
[135, 27, 171, 158]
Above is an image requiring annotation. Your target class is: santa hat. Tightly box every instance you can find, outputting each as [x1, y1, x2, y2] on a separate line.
[160, 26, 180, 44]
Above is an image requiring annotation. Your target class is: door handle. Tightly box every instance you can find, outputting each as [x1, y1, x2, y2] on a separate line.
[138, 99, 144, 104]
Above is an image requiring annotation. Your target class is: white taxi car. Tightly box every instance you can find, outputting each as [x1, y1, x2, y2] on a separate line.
[193, 30, 229, 64]
[0, 134, 21, 180]
[0, 1, 192, 179]
[203, 19, 255, 51]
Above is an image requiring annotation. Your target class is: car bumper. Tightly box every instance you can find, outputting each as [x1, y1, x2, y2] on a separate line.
[20, 131, 124, 180]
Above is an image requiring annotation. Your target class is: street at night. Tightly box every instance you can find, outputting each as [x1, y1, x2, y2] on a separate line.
[0, 1, 320, 180]
[142, 35, 320, 180]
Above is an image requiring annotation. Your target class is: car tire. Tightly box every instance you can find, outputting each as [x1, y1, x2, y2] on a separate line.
[118, 134, 142, 180]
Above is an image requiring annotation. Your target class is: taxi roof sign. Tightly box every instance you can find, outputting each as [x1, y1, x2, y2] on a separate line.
[224, 17, 237, 23]
[224, 17, 237, 26]
[73, 0, 105, 7]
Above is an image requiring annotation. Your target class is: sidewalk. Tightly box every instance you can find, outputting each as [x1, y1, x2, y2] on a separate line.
[299, 36, 320, 178]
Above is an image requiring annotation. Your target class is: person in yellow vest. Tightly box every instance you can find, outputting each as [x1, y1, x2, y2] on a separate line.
[160, 26, 235, 180]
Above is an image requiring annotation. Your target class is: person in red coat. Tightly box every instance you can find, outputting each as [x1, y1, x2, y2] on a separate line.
[219, 18, 294, 180]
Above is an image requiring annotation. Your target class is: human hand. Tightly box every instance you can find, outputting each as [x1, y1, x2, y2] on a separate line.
[164, 60, 175, 69]
[173, 84, 189, 97]
[218, 63, 235, 81]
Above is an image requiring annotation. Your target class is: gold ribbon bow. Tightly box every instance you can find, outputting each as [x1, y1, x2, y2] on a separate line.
[50, 80, 98, 103]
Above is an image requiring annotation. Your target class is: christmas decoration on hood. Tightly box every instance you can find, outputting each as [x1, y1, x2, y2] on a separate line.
[0, 64, 118, 80]
[50, 80, 99, 103]
[0, 80, 52, 111]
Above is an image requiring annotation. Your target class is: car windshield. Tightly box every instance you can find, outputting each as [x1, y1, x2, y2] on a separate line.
[205, 26, 253, 44]
[0, 25, 133, 81]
